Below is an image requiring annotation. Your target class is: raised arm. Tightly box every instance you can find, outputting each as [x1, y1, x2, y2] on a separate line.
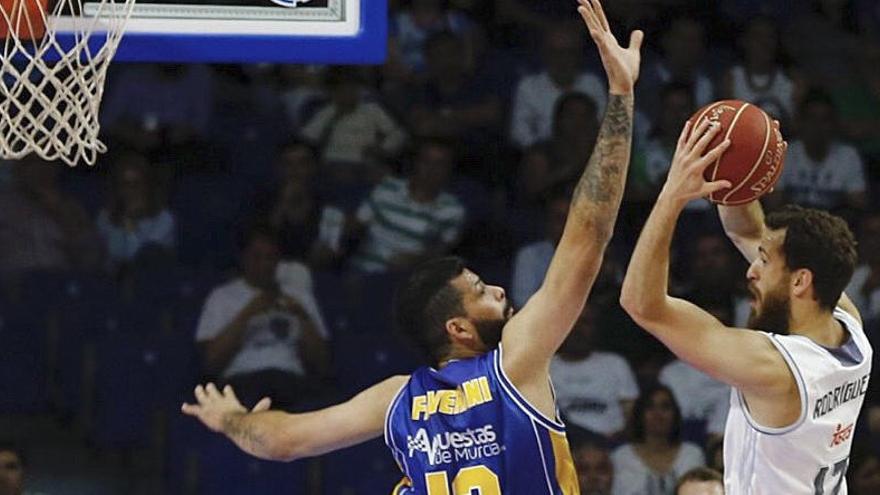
[620, 121, 793, 397]
[181, 376, 407, 461]
[501, 0, 642, 382]
[719, 200, 766, 263]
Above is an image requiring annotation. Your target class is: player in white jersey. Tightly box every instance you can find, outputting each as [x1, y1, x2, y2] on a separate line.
[619, 119, 872, 494]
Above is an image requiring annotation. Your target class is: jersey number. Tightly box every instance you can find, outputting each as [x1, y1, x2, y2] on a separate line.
[813, 457, 849, 495]
[426, 466, 501, 495]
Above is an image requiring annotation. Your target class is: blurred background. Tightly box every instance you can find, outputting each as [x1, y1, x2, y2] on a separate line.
[2, 0, 880, 494]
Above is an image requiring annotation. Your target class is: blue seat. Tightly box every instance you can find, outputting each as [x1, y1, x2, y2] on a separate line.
[0, 300, 49, 413]
[20, 270, 117, 317]
[321, 438, 402, 494]
[172, 175, 251, 270]
[164, 413, 206, 495]
[332, 331, 419, 395]
[347, 273, 399, 335]
[91, 333, 158, 448]
[151, 334, 200, 409]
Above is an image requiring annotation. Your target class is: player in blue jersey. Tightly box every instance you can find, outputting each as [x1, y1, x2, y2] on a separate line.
[181, 1, 641, 492]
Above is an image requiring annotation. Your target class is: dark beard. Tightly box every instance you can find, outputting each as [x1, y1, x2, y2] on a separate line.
[473, 301, 514, 349]
[747, 286, 791, 335]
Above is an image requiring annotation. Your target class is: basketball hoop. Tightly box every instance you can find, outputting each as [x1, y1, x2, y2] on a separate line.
[0, 0, 135, 166]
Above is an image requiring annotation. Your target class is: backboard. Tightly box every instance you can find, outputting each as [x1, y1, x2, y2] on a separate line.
[51, 0, 386, 63]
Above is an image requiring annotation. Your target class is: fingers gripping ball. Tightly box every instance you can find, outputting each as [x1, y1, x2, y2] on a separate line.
[687, 100, 787, 205]
[0, 0, 48, 40]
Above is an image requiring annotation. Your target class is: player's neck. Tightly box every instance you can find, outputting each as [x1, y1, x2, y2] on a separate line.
[789, 304, 845, 348]
[439, 346, 484, 367]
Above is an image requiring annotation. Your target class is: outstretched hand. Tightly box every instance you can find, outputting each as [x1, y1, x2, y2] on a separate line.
[660, 119, 733, 206]
[577, 0, 643, 95]
[181, 383, 271, 433]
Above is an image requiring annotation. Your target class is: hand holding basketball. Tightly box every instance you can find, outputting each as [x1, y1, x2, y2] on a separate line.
[577, 0, 643, 94]
[686, 100, 787, 205]
[660, 119, 733, 206]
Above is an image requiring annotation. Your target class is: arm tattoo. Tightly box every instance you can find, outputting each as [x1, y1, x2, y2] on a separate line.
[571, 94, 634, 236]
[222, 413, 266, 453]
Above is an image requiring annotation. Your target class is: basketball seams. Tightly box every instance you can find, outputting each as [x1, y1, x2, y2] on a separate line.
[690, 102, 724, 200]
[721, 107, 772, 204]
[709, 102, 750, 202]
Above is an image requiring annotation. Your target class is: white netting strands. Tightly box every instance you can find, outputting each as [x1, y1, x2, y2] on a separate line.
[0, 0, 135, 166]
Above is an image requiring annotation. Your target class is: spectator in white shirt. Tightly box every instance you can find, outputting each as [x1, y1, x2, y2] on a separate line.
[776, 89, 868, 213]
[611, 385, 706, 495]
[348, 138, 466, 273]
[300, 66, 407, 183]
[721, 16, 798, 125]
[509, 24, 606, 148]
[96, 152, 175, 271]
[195, 225, 330, 411]
[551, 304, 640, 440]
[511, 187, 569, 308]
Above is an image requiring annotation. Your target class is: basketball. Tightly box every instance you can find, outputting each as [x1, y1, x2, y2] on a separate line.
[0, 0, 48, 40]
[687, 100, 787, 205]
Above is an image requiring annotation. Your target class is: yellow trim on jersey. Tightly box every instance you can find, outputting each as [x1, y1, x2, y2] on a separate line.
[549, 430, 580, 495]
[391, 476, 412, 495]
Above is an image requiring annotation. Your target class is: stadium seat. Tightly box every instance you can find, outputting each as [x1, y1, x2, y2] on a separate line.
[0, 298, 49, 413]
[332, 331, 418, 396]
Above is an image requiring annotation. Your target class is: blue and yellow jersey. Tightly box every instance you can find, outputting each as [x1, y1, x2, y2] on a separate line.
[385, 345, 579, 494]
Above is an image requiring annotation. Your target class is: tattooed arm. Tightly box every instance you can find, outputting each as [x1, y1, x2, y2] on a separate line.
[182, 377, 407, 461]
[500, 0, 642, 406]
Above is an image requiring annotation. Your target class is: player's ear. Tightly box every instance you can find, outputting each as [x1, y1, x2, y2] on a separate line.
[445, 317, 475, 343]
[791, 268, 813, 298]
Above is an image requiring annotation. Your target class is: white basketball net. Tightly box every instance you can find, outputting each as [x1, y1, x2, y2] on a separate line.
[0, 0, 135, 166]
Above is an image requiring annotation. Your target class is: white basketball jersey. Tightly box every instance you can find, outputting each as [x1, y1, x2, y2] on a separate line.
[724, 307, 872, 495]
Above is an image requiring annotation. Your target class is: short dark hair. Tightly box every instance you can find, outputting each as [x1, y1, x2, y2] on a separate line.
[0, 440, 26, 467]
[393, 257, 466, 366]
[765, 205, 857, 311]
[629, 384, 682, 444]
[675, 467, 723, 493]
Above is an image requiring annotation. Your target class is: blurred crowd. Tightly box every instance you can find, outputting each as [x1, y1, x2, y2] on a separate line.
[3, 0, 880, 494]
